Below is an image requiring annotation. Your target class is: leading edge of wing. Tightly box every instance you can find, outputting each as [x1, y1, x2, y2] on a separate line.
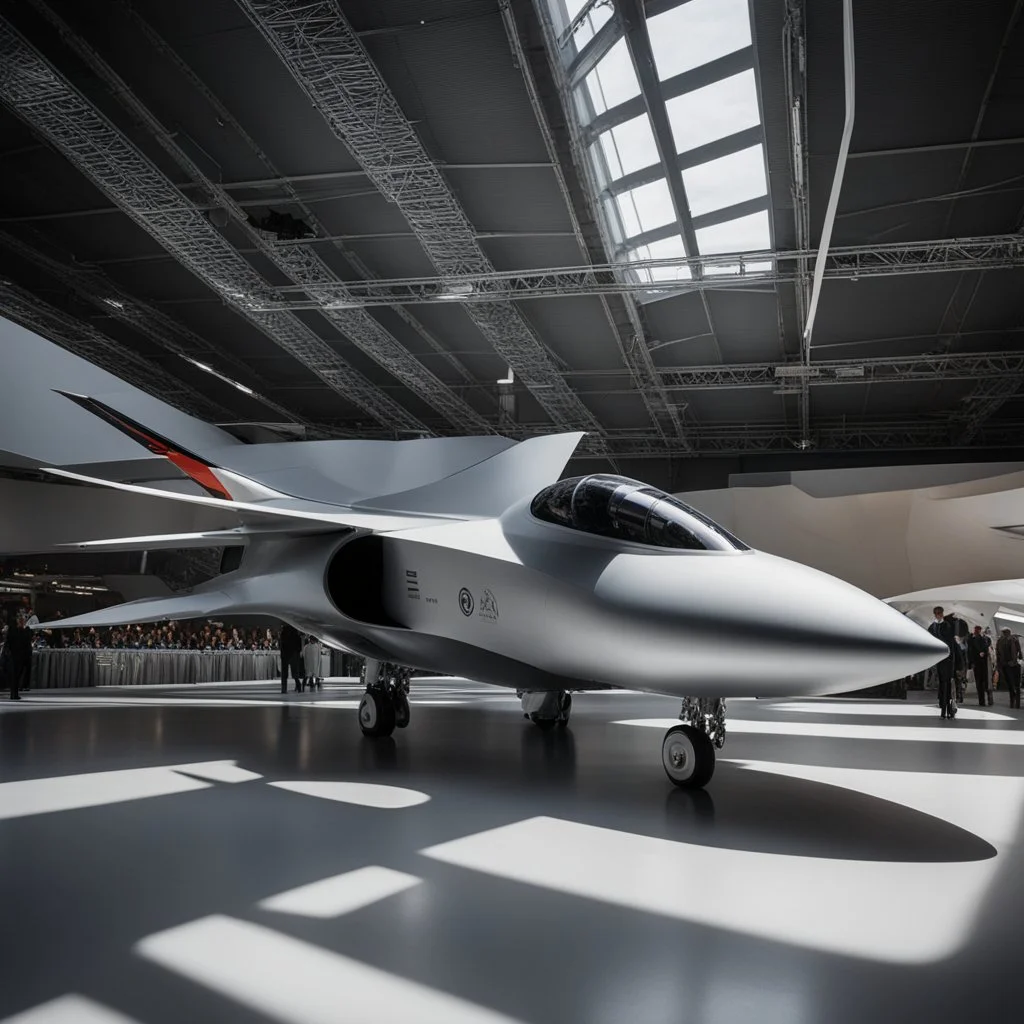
[34, 590, 236, 631]
[41, 467, 459, 532]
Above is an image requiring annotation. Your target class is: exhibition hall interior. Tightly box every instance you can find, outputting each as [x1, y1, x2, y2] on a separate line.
[2, 0, 1024, 1021]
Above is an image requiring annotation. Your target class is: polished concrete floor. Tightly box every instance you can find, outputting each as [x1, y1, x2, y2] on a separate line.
[1, 679, 1022, 1023]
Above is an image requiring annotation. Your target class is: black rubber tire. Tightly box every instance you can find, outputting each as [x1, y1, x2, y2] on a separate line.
[358, 690, 396, 738]
[556, 692, 572, 729]
[662, 724, 715, 789]
[393, 692, 411, 729]
[529, 713, 558, 731]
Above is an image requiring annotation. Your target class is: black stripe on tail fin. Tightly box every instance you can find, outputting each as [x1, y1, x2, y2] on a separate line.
[54, 390, 232, 500]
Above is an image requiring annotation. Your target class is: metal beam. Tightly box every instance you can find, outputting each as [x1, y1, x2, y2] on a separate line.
[0, 15, 428, 436]
[238, 0, 607, 444]
[0, 278, 230, 422]
[254, 235, 1024, 308]
[545, 418, 1024, 457]
[604, 126, 763, 198]
[848, 136, 1024, 160]
[25, 0, 491, 437]
[657, 351, 1024, 390]
[566, 8, 621, 85]
[583, 45, 754, 141]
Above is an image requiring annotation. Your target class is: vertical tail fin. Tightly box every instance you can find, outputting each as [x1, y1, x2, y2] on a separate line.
[54, 391, 285, 502]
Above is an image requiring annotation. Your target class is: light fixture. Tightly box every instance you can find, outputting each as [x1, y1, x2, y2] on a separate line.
[832, 365, 865, 378]
[182, 356, 256, 397]
[995, 611, 1024, 626]
[102, 297, 125, 310]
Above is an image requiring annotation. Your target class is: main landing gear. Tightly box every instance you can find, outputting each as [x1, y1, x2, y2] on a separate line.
[358, 658, 411, 739]
[519, 689, 572, 731]
[662, 697, 726, 789]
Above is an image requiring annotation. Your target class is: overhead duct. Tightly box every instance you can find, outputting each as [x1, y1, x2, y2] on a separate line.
[802, 0, 856, 349]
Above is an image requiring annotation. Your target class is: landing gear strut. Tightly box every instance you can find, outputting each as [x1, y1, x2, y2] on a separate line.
[358, 658, 411, 738]
[662, 697, 726, 789]
[519, 689, 572, 731]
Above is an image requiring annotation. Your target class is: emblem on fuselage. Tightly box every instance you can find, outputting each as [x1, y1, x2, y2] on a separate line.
[458, 587, 474, 616]
[479, 588, 499, 622]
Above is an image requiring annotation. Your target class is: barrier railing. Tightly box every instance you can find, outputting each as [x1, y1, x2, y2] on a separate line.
[29, 649, 342, 688]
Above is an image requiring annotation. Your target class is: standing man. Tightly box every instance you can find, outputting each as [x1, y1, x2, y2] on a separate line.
[967, 624, 993, 706]
[996, 628, 1022, 710]
[279, 622, 303, 694]
[927, 607, 957, 719]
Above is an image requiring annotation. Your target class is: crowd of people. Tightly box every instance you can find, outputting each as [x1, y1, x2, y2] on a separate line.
[33, 622, 283, 652]
[2, 600, 328, 699]
[926, 605, 1023, 716]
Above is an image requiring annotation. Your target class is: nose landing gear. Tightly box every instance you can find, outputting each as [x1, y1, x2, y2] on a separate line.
[358, 658, 412, 738]
[662, 697, 726, 789]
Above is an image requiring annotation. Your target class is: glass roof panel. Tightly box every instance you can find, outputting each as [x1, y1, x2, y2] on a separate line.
[648, 0, 752, 81]
[696, 211, 772, 275]
[563, 0, 613, 51]
[598, 114, 660, 178]
[616, 178, 675, 239]
[682, 145, 768, 217]
[665, 70, 760, 154]
[582, 38, 641, 116]
[627, 235, 692, 285]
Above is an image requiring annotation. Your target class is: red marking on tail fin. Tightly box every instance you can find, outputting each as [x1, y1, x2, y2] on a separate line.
[54, 391, 232, 501]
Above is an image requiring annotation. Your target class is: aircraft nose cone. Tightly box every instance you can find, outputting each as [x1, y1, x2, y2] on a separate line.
[592, 549, 952, 696]
[746, 553, 950, 690]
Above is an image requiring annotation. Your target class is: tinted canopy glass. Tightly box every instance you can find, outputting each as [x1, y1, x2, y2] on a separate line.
[530, 475, 748, 551]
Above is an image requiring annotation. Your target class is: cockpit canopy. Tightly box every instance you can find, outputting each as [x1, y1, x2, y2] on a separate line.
[530, 475, 749, 552]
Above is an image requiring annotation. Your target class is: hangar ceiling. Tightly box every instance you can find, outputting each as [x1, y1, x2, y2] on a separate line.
[0, 0, 1023, 489]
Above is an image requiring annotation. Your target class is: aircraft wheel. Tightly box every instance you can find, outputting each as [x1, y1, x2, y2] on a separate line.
[393, 691, 411, 729]
[359, 690, 395, 738]
[662, 724, 715, 789]
[529, 713, 558, 731]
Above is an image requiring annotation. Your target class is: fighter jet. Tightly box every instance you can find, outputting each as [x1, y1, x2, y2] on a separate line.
[33, 392, 946, 789]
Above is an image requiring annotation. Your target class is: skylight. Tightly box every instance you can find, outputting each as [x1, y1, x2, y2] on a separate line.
[697, 211, 773, 275]
[615, 178, 675, 239]
[627, 235, 692, 285]
[648, 0, 752, 81]
[562, 0, 613, 52]
[665, 70, 761, 155]
[581, 37, 641, 115]
[682, 145, 768, 217]
[548, 0, 774, 289]
[597, 114, 659, 179]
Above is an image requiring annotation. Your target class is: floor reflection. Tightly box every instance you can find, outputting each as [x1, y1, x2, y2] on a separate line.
[0, 682, 1022, 1024]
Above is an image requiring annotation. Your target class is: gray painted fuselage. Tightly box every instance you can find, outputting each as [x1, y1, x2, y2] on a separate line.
[201, 498, 945, 698]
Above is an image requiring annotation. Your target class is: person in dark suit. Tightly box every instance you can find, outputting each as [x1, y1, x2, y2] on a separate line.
[967, 624, 993, 706]
[927, 606, 958, 719]
[5, 611, 32, 701]
[279, 622, 303, 694]
[996, 628, 1022, 709]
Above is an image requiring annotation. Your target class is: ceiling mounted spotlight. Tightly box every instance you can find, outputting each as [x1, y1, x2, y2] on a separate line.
[208, 206, 230, 229]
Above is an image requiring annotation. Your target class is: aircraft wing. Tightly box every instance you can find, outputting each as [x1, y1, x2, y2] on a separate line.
[35, 590, 237, 631]
[43, 467, 455, 533]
